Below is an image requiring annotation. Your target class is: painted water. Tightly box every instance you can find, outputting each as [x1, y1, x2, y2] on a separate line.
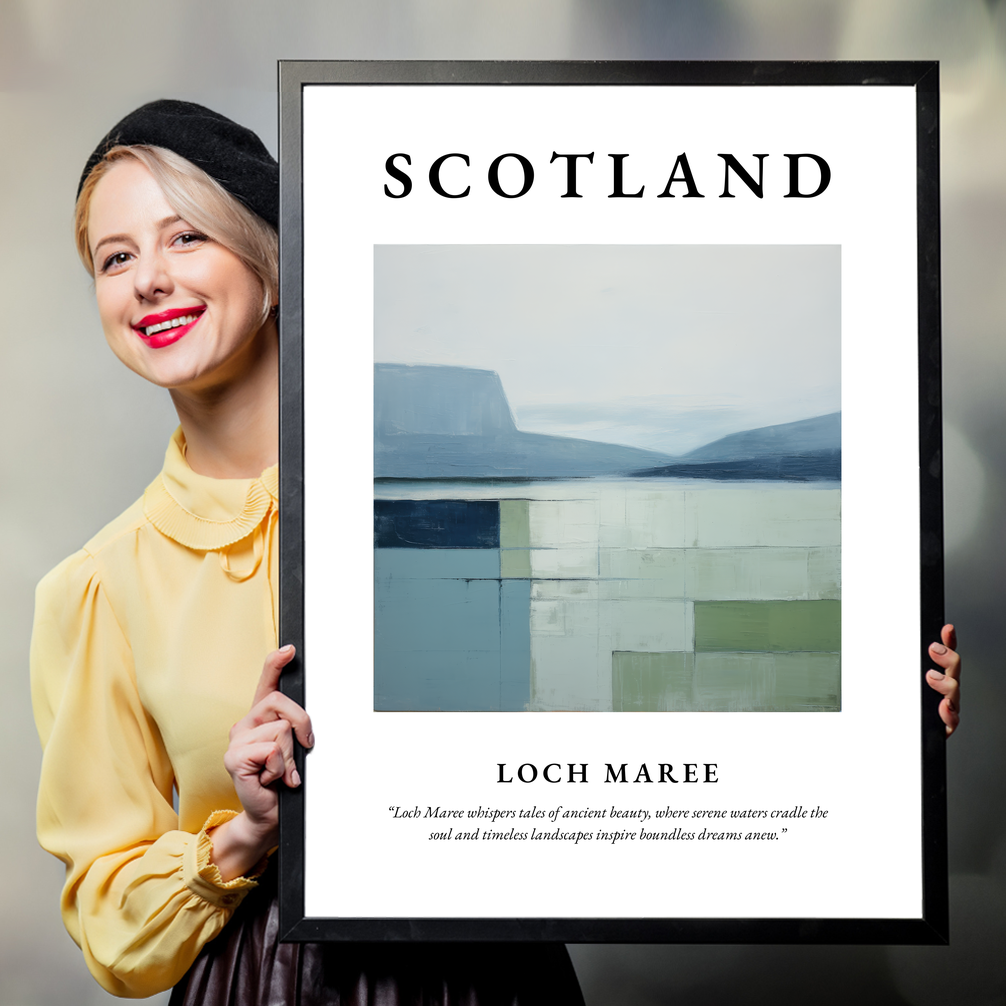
[374, 478, 840, 713]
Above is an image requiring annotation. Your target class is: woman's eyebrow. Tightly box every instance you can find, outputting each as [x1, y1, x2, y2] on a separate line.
[91, 232, 133, 256]
[92, 216, 185, 257]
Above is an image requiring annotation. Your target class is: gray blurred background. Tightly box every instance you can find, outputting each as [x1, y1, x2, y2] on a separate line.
[1, 1, 1002, 1003]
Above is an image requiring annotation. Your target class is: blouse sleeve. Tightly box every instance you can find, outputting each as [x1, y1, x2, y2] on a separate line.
[31, 549, 262, 998]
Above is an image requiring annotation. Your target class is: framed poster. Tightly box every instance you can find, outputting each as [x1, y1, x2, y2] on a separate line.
[277, 61, 946, 943]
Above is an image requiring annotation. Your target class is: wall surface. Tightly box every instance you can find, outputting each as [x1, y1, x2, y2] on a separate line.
[2, 1, 1003, 1003]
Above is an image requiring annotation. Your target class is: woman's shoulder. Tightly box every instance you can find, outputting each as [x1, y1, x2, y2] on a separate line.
[39, 429, 190, 591]
[37, 495, 151, 600]
[82, 495, 151, 559]
[31, 495, 154, 739]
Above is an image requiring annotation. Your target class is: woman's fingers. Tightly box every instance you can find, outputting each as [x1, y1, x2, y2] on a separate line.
[927, 623, 961, 737]
[242, 644, 314, 749]
[218, 647, 310, 847]
[258, 742, 289, 788]
[924, 679, 960, 736]
[926, 670, 960, 736]
[926, 667, 959, 704]
[230, 719, 302, 788]
[224, 738, 288, 788]
[223, 644, 312, 817]
[232, 689, 314, 750]
[928, 626, 960, 685]
[256, 691, 313, 748]
[939, 697, 960, 736]
[941, 623, 958, 654]
[252, 644, 296, 706]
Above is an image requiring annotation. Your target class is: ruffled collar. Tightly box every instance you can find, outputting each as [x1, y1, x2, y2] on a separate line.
[143, 428, 278, 551]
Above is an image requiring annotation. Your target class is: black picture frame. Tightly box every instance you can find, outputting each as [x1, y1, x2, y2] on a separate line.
[277, 60, 945, 944]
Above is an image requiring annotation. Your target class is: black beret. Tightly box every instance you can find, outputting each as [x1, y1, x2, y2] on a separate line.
[78, 99, 278, 228]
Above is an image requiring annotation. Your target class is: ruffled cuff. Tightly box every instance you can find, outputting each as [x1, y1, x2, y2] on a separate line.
[182, 810, 269, 909]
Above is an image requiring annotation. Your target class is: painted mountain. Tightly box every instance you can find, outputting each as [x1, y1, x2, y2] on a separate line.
[630, 412, 841, 481]
[375, 363, 673, 478]
[375, 363, 840, 482]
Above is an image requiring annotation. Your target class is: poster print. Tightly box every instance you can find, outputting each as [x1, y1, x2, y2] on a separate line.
[373, 244, 841, 714]
[278, 62, 946, 943]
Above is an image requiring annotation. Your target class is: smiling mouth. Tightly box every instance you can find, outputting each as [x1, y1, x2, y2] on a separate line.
[135, 307, 206, 338]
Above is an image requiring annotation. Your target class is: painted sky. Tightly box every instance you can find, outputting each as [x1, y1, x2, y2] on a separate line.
[375, 245, 840, 455]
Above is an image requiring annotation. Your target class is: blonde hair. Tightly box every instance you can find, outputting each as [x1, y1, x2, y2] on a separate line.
[75, 145, 278, 322]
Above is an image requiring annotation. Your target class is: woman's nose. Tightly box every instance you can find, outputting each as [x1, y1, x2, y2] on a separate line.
[133, 249, 173, 302]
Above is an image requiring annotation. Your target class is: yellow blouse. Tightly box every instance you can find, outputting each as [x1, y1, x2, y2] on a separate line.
[31, 428, 279, 998]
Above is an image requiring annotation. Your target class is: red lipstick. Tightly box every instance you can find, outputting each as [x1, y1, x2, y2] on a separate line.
[132, 306, 206, 349]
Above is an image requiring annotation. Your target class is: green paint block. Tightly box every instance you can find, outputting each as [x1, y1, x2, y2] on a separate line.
[532, 634, 607, 711]
[686, 546, 810, 601]
[612, 651, 694, 711]
[528, 498, 599, 548]
[808, 546, 842, 600]
[693, 652, 840, 711]
[607, 599, 692, 652]
[771, 651, 841, 710]
[501, 499, 530, 548]
[530, 547, 597, 578]
[600, 546, 686, 583]
[500, 499, 531, 578]
[611, 650, 841, 712]
[501, 549, 532, 578]
[694, 599, 841, 652]
[684, 488, 841, 548]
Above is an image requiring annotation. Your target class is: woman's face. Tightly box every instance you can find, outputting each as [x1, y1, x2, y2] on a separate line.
[87, 158, 270, 393]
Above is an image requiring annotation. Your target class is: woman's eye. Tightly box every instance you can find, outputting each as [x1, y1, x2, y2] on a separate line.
[101, 251, 132, 273]
[173, 231, 208, 248]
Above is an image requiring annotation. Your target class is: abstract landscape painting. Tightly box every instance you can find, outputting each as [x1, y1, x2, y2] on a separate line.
[374, 245, 840, 712]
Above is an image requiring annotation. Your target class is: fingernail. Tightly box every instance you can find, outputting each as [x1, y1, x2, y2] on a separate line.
[931, 643, 947, 655]
[306, 732, 315, 748]
[292, 768, 301, 787]
[928, 670, 944, 680]
[280, 644, 295, 654]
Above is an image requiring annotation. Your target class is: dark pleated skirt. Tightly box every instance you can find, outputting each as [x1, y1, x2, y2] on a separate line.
[169, 869, 585, 1006]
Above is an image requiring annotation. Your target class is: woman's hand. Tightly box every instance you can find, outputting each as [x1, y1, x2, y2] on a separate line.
[926, 624, 961, 738]
[209, 645, 314, 881]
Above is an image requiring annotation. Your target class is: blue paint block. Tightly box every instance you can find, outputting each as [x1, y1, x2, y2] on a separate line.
[375, 547, 500, 581]
[375, 569, 505, 710]
[377, 573, 501, 653]
[374, 648, 504, 711]
[500, 579, 532, 711]
[374, 499, 500, 549]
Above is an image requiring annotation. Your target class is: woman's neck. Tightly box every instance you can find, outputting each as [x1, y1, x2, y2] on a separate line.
[169, 320, 280, 479]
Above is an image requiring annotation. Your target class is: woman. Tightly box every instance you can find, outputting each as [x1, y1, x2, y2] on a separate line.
[31, 100, 585, 1003]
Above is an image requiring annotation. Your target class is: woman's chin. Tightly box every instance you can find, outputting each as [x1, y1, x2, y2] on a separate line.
[109, 323, 273, 395]
[123, 353, 218, 393]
